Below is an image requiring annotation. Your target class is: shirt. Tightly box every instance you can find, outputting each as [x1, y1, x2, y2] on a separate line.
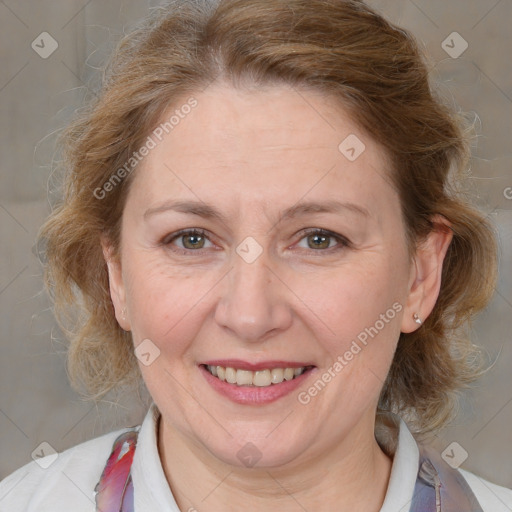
[1, 404, 511, 511]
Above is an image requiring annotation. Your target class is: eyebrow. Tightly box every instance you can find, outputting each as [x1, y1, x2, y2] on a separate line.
[143, 199, 370, 223]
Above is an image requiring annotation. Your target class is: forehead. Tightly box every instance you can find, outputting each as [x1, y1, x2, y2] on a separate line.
[127, 83, 396, 218]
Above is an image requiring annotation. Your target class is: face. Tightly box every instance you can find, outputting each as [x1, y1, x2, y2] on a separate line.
[106, 82, 420, 469]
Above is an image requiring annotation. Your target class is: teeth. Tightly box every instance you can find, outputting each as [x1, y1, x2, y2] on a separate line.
[253, 370, 271, 387]
[225, 367, 237, 384]
[206, 365, 308, 387]
[271, 368, 284, 384]
[283, 368, 294, 381]
[236, 370, 253, 386]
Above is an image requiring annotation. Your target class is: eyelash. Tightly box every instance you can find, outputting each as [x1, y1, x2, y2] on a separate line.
[161, 228, 351, 256]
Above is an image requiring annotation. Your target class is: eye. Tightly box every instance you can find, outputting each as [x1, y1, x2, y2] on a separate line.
[161, 227, 350, 255]
[162, 228, 214, 253]
[295, 228, 350, 252]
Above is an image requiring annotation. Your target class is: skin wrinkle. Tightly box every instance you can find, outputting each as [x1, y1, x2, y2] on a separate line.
[36, 0, 498, 440]
[102, 83, 453, 512]
[30, 4, 500, 507]
[24, 6, 500, 510]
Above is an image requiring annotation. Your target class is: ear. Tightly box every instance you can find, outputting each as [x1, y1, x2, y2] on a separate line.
[401, 216, 453, 333]
[100, 234, 131, 331]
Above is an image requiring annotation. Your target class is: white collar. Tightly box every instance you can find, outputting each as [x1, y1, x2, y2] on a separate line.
[132, 404, 180, 510]
[131, 404, 419, 511]
[376, 413, 420, 512]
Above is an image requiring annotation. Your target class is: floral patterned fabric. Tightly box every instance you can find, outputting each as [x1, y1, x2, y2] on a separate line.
[94, 430, 138, 512]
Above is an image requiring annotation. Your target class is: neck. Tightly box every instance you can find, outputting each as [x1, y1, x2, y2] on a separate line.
[158, 412, 393, 512]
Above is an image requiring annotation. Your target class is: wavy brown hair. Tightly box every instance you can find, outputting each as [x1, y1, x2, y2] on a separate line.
[39, 0, 498, 435]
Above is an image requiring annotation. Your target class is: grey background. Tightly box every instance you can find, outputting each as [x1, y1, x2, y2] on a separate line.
[1, 0, 511, 490]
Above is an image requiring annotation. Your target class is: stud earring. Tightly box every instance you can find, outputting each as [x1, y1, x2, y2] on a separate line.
[121, 308, 127, 320]
[413, 313, 422, 325]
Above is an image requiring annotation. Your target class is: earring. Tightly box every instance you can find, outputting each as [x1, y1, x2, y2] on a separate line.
[413, 313, 422, 325]
[121, 308, 127, 320]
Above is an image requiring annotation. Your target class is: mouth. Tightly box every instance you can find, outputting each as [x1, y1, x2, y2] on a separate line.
[199, 361, 316, 405]
[202, 364, 315, 387]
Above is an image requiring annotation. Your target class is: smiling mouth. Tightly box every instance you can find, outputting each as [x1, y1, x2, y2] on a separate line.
[202, 364, 315, 387]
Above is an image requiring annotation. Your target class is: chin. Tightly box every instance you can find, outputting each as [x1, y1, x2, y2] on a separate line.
[198, 428, 311, 470]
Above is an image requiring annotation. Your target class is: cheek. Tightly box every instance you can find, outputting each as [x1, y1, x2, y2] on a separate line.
[304, 261, 406, 398]
[310, 261, 402, 332]
[123, 255, 216, 350]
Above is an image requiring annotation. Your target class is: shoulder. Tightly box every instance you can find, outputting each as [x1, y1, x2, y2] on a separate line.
[0, 426, 135, 512]
[458, 468, 512, 512]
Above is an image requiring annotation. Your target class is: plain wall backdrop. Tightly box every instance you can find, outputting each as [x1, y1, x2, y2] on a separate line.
[1, 0, 511, 490]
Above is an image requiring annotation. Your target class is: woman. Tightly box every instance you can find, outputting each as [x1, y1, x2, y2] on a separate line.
[1, 0, 511, 510]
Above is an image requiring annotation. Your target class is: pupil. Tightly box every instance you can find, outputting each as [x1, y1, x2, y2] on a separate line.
[310, 234, 328, 249]
[185, 234, 203, 248]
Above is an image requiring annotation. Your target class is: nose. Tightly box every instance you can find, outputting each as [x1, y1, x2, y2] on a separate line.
[214, 247, 293, 342]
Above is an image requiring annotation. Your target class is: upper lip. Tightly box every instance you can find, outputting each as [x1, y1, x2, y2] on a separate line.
[201, 359, 315, 371]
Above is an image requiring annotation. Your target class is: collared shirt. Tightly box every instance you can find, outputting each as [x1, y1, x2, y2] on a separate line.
[1, 404, 511, 511]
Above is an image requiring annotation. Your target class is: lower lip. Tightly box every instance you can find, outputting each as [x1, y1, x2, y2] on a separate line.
[199, 365, 316, 405]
